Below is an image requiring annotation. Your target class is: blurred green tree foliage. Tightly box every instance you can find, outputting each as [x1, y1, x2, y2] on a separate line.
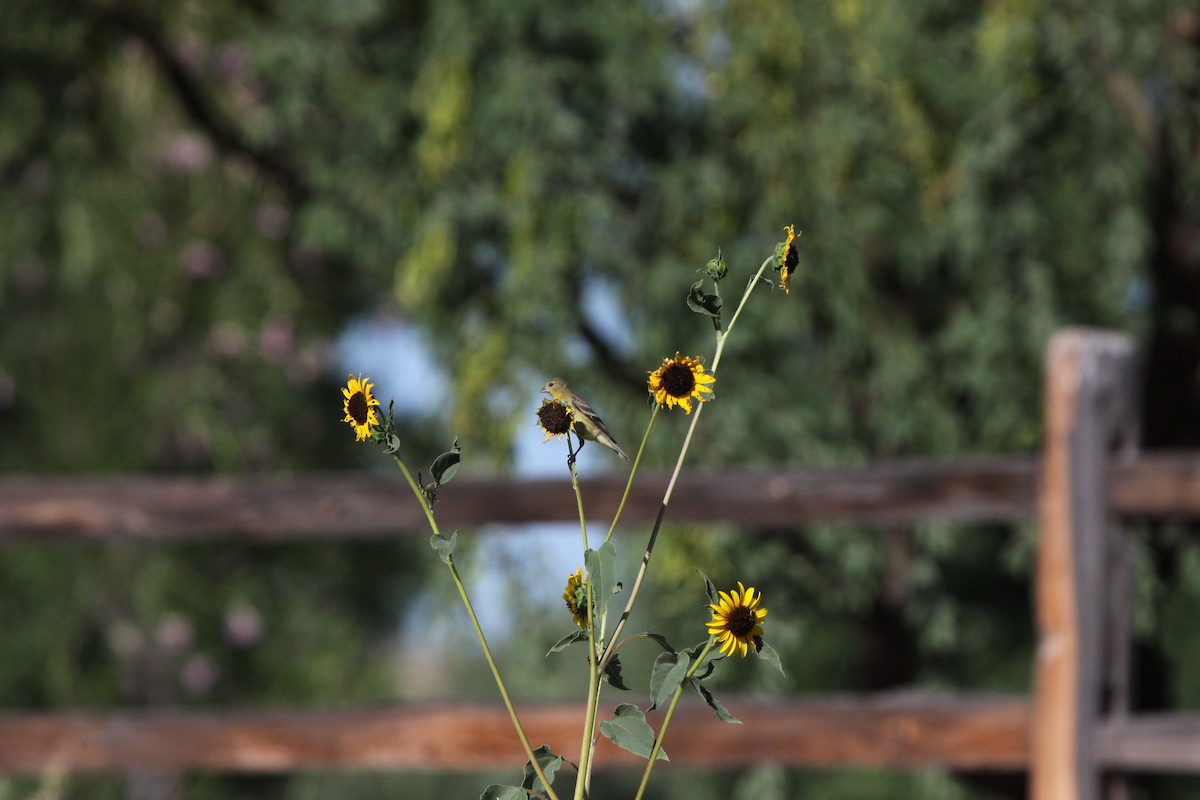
[4, 0, 1200, 797]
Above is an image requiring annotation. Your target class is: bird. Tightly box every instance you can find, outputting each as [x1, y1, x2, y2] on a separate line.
[541, 377, 629, 462]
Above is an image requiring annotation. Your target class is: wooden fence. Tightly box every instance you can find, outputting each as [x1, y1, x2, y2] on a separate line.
[1, 328, 1199, 798]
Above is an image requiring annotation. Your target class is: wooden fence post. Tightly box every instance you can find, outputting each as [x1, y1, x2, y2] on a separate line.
[1032, 329, 1139, 800]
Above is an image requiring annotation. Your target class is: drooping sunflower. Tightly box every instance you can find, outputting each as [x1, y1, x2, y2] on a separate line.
[775, 224, 802, 295]
[706, 581, 768, 658]
[647, 353, 715, 414]
[342, 374, 381, 441]
[563, 567, 589, 629]
[537, 399, 575, 442]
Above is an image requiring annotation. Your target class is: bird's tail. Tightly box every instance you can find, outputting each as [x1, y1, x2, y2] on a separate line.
[600, 434, 630, 463]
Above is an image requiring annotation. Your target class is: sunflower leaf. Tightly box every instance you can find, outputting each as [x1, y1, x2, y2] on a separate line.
[698, 570, 718, 604]
[429, 530, 457, 565]
[584, 542, 617, 625]
[598, 704, 667, 762]
[429, 438, 461, 487]
[642, 632, 676, 654]
[686, 279, 722, 319]
[757, 640, 785, 675]
[691, 680, 741, 724]
[603, 654, 630, 690]
[478, 785, 526, 800]
[546, 629, 589, 656]
[682, 639, 720, 681]
[520, 744, 562, 794]
[648, 651, 689, 711]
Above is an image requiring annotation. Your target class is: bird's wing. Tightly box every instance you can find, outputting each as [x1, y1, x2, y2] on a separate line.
[572, 395, 615, 439]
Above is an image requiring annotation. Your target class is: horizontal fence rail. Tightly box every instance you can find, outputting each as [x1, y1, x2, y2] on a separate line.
[0, 458, 1042, 541]
[2, 454, 1198, 542]
[0, 693, 1030, 775]
[8, 448, 1200, 780]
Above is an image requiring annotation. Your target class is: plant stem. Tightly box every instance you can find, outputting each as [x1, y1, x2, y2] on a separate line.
[394, 456, 559, 800]
[603, 405, 657, 547]
[575, 656, 600, 800]
[567, 437, 601, 800]
[633, 638, 718, 800]
[568, 436, 589, 553]
[599, 255, 774, 673]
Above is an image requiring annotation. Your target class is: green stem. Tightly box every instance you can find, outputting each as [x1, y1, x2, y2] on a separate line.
[633, 638, 719, 800]
[603, 405, 658, 547]
[599, 255, 774, 673]
[568, 437, 589, 553]
[574, 656, 600, 800]
[709, 256, 774, 374]
[567, 436, 601, 800]
[394, 456, 560, 800]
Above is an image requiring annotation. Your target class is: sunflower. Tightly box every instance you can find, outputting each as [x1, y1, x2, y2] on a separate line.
[775, 224, 802, 295]
[537, 399, 574, 441]
[563, 567, 589, 629]
[341, 374, 381, 441]
[647, 353, 715, 414]
[706, 581, 768, 658]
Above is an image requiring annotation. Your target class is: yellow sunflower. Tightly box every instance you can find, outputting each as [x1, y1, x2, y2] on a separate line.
[775, 224, 802, 295]
[706, 581, 767, 658]
[563, 567, 589, 629]
[647, 353, 715, 414]
[537, 399, 575, 442]
[341, 374, 381, 441]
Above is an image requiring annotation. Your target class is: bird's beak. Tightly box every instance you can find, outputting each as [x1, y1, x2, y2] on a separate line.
[539, 385, 549, 395]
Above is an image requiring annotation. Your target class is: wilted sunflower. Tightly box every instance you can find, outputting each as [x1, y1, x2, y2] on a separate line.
[563, 567, 589, 629]
[775, 224, 802, 295]
[647, 353, 715, 414]
[342, 374, 381, 441]
[706, 581, 767, 658]
[537, 399, 574, 442]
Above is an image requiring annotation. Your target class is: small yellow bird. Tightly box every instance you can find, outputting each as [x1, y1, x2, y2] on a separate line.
[541, 377, 629, 462]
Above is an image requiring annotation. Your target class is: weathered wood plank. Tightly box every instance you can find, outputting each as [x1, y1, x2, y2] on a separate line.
[0, 459, 1039, 542]
[0, 693, 1030, 775]
[1030, 329, 1139, 800]
[1096, 713, 1200, 771]
[1110, 452, 1200, 516]
[6, 451, 1200, 544]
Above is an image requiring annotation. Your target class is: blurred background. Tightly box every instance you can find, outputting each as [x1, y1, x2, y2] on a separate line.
[4, 0, 1200, 798]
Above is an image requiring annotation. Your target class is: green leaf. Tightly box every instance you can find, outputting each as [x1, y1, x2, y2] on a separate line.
[546, 629, 588, 656]
[642, 632, 676, 654]
[598, 704, 667, 762]
[698, 570, 718, 604]
[757, 640, 785, 675]
[429, 530, 457, 565]
[602, 653, 630, 690]
[478, 786, 526, 800]
[648, 651, 689, 711]
[584, 542, 617, 623]
[682, 639, 719, 681]
[520, 744, 562, 794]
[691, 680, 741, 724]
[430, 439, 461, 487]
[686, 279, 722, 319]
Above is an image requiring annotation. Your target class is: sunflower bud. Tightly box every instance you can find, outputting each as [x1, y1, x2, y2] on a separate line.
[703, 250, 727, 281]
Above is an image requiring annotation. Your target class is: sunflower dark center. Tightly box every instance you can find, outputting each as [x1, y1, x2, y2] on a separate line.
[727, 606, 756, 637]
[784, 243, 799, 272]
[538, 401, 573, 435]
[348, 392, 370, 424]
[662, 363, 696, 397]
